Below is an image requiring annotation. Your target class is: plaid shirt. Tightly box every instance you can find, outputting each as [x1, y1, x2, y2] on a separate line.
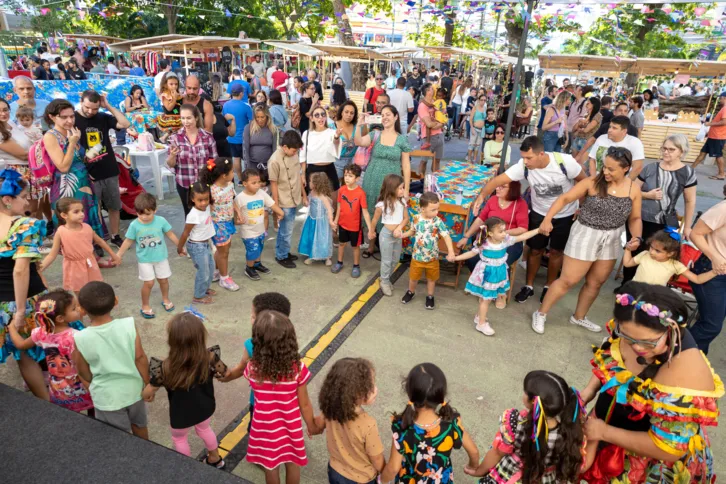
[169, 128, 217, 188]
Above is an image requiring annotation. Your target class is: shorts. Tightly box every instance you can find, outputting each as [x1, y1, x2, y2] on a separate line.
[409, 259, 440, 282]
[229, 143, 243, 158]
[468, 128, 484, 150]
[429, 133, 445, 159]
[138, 259, 172, 281]
[95, 399, 148, 432]
[243, 233, 266, 261]
[212, 220, 236, 246]
[564, 220, 624, 262]
[701, 138, 726, 158]
[338, 226, 363, 247]
[92, 176, 122, 212]
[526, 211, 575, 252]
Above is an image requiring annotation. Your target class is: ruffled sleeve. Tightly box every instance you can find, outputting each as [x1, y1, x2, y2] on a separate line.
[492, 408, 523, 454]
[149, 357, 164, 387]
[0, 217, 47, 260]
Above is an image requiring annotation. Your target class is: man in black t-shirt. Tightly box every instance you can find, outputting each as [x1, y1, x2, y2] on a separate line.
[439, 68, 453, 96]
[75, 90, 131, 249]
[404, 65, 424, 92]
[524, 67, 534, 90]
[66, 59, 87, 80]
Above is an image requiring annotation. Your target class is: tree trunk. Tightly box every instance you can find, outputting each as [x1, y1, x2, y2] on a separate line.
[444, 13, 456, 46]
[165, 3, 178, 34]
[331, 0, 365, 90]
[504, 20, 523, 56]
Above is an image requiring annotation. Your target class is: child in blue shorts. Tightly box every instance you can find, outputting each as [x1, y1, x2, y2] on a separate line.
[234, 168, 284, 281]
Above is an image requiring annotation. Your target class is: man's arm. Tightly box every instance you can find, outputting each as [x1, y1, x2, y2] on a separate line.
[472, 172, 514, 214]
[203, 100, 214, 132]
[101, 94, 131, 129]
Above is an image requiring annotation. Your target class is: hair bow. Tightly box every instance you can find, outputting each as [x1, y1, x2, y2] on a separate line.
[206, 159, 216, 171]
[184, 305, 206, 321]
[664, 226, 680, 241]
[0, 169, 24, 197]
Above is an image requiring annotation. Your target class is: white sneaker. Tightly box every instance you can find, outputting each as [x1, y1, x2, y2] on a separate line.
[212, 270, 220, 282]
[380, 281, 393, 296]
[569, 315, 602, 333]
[531, 311, 547, 334]
[476, 321, 495, 336]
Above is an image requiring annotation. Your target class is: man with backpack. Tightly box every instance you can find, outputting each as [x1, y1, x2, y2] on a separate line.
[471, 136, 586, 305]
[364, 74, 386, 114]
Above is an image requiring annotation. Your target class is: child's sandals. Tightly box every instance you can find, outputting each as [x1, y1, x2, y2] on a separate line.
[140, 308, 155, 319]
[495, 295, 507, 310]
[162, 301, 175, 312]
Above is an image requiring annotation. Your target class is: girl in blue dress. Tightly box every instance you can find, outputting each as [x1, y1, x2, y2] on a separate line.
[298, 173, 335, 265]
[454, 217, 539, 337]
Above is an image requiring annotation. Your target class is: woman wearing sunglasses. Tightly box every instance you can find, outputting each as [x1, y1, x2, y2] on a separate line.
[482, 126, 512, 168]
[579, 281, 722, 484]
[300, 105, 341, 196]
[532, 146, 642, 335]
[466, 95, 487, 163]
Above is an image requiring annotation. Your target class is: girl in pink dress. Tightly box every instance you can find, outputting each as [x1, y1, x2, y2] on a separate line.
[42, 197, 120, 293]
[243, 310, 322, 484]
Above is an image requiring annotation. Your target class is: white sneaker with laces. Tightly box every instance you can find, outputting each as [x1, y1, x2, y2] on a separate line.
[476, 321, 495, 336]
[569, 315, 602, 333]
[531, 311, 547, 334]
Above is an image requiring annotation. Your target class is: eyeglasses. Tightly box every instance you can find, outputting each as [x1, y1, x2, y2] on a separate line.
[661, 146, 679, 153]
[614, 324, 666, 349]
[313, 112, 326, 118]
[495, 130, 505, 134]
[376, 77, 383, 81]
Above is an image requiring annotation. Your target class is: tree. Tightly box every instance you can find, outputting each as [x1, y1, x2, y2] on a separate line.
[505, 9, 579, 56]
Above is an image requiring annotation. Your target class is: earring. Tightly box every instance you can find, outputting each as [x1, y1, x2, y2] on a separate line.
[5, 204, 10, 209]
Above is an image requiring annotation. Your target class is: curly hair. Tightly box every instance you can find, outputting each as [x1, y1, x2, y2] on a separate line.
[250, 310, 299, 383]
[319, 358, 375, 424]
[309, 172, 332, 199]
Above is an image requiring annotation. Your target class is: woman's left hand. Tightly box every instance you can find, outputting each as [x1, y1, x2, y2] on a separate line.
[584, 416, 608, 442]
[12, 310, 26, 330]
[627, 237, 641, 251]
[682, 227, 691, 241]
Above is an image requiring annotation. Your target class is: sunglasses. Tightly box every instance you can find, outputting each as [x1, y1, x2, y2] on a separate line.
[313, 112, 326, 119]
[495, 130, 505, 134]
[614, 324, 666, 349]
[376, 77, 383, 81]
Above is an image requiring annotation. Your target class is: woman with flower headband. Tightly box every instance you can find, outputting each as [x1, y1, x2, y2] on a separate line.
[580, 281, 724, 483]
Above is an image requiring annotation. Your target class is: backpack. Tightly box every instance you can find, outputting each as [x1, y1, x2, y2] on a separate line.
[522, 152, 569, 207]
[291, 103, 302, 129]
[28, 138, 55, 190]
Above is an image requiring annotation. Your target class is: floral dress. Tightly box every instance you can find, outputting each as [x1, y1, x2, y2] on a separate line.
[362, 133, 411, 231]
[391, 413, 464, 484]
[465, 236, 514, 300]
[584, 320, 724, 483]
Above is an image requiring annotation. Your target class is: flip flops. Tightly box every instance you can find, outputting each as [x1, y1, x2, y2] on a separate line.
[140, 309, 155, 319]
[162, 301, 175, 312]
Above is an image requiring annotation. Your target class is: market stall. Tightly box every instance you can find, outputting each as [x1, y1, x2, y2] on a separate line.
[263, 40, 324, 74]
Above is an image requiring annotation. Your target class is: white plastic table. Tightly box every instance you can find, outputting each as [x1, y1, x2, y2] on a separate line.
[124, 144, 171, 200]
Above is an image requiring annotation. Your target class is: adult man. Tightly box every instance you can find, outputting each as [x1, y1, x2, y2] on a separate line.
[222, 84, 254, 181]
[524, 66, 535, 91]
[129, 61, 145, 77]
[271, 62, 288, 91]
[628, 95, 645, 138]
[439, 68, 453, 96]
[691, 92, 726, 180]
[599, 95, 613, 124]
[244, 65, 262, 93]
[364, 74, 386, 114]
[106, 57, 120, 75]
[289, 76, 303, 107]
[387, 77, 414, 133]
[89, 58, 105, 74]
[537, 85, 555, 138]
[374, 93, 390, 118]
[154, 59, 172, 95]
[75, 90, 131, 248]
[307, 70, 323, 99]
[405, 65, 424, 91]
[417, 83, 445, 173]
[33, 59, 55, 80]
[227, 72, 251, 102]
[587, 116, 644, 179]
[182, 75, 214, 133]
[472, 136, 586, 305]
[576, 102, 637, 166]
[250, 54, 265, 78]
[695, 82, 709, 97]
[66, 58, 87, 80]
[10, 76, 50, 129]
[266, 60, 277, 88]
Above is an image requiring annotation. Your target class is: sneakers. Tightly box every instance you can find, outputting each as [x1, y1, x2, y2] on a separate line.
[475, 320, 495, 336]
[331, 262, 344, 274]
[569, 315, 602, 333]
[401, 290, 415, 304]
[219, 276, 239, 291]
[380, 281, 393, 296]
[109, 234, 124, 249]
[254, 263, 271, 274]
[212, 270, 220, 282]
[204, 457, 226, 469]
[245, 266, 261, 281]
[539, 286, 549, 303]
[531, 311, 547, 334]
[515, 286, 535, 303]
[351, 266, 361, 278]
[94, 244, 105, 259]
[425, 296, 435, 310]
[288, 254, 299, 261]
[276, 256, 296, 269]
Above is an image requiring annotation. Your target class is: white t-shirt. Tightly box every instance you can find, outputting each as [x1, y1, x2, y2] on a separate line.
[106, 64, 120, 75]
[387, 89, 414, 123]
[185, 207, 216, 241]
[0, 122, 32, 167]
[452, 88, 469, 105]
[588, 134, 645, 173]
[266, 66, 277, 87]
[376, 200, 406, 225]
[154, 70, 168, 93]
[235, 189, 275, 239]
[505, 153, 582, 218]
[300, 129, 340, 165]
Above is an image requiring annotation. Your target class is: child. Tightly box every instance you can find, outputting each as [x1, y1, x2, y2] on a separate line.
[315, 358, 385, 484]
[72, 281, 150, 438]
[234, 168, 284, 281]
[369, 174, 408, 296]
[483, 108, 497, 143]
[401, 192, 456, 310]
[379, 363, 480, 483]
[142, 312, 228, 468]
[243, 310, 321, 484]
[8, 289, 93, 414]
[298, 172, 335, 266]
[625, 229, 716, 286]
[464, 370, 591, 483]
[201, 157, 240, 292]
[116, 193, 180, 318]
[177, 182, 217, 304]
[453, 216, 540, 336]
[421, 88, 449, 150]
[332, 164, 373, 278]
[15, 106, 43, 143]
[42, 197, 120, 294]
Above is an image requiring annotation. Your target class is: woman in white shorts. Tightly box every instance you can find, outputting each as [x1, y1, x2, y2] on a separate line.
[530, 146, 642, 334]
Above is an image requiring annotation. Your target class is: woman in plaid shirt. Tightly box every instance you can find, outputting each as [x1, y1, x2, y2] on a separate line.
[167, 104, 218, 215]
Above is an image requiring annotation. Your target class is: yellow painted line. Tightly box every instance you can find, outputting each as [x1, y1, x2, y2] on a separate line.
[218, 264, 400, 455]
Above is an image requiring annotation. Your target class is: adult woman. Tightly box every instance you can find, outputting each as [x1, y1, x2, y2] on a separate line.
[540, 91, 570, 153]
[55, 60, 68, 81]
[482, 125, 512, 167]
[622, 134, 697, 284]
[450, 78, 471, 131]
[581, 282, 723, 483]
[244, 103, 278, 172]
[167, 104, 217, 215]
[205, 74, 223, 106]
[254, 90, 268, 105]
[571, 97, 602, 158]
[266, 89, 287, 132]
[300, 105, 341, 195]
[513, 97, 533, 133]
[356, 105, 411, 257]
[298, 82, 319, 135]
[124, 85, 149, 113]
[642, 88, 659, 111]
[467, 94, 488, 163]
[43, 100, 104, 238]
[329, 77, 349, 107]
[532, 147, 642, 334]
[688, 190, 726, 354]
[329, 101, 360, 180]
[158, 72, 183, 135]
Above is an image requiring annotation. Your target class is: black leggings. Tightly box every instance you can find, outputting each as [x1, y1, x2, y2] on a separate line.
[622, 220, 665, 284]
[176, 184, 191, 217]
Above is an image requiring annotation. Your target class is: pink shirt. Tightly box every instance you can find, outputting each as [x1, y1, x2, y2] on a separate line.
[701, 200, 726, 260]
[418, 101, 442, 137]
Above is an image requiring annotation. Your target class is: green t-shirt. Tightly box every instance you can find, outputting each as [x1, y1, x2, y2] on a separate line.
[125, 215, 172, 264]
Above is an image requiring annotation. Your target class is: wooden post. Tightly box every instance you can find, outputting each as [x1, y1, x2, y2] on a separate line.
[183, 43, 190, 75]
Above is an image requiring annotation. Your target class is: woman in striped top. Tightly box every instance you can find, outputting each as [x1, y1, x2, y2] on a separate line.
[243, 310, 321, 483]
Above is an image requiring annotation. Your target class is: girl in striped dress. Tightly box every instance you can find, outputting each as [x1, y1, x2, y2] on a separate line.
[243, 309, 322, 483]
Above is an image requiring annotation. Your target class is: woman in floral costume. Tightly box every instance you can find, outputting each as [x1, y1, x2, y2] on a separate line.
[580, 281, 723, 483]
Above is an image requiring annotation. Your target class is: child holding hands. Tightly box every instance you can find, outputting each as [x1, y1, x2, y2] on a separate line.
[299, 172, 336, 266]
[331, 164, 373, 278]
[369, 174, 408, 296]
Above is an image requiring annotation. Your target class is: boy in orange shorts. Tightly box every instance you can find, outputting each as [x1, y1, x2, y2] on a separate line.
[401, 192, 455, 310]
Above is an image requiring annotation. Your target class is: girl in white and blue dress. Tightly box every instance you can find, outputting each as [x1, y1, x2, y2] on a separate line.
[298, 172, 335, 265]
[454, 217, 540, 337]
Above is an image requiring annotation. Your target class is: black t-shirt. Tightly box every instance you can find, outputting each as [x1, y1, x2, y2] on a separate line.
[67, 68, 86, 80]
[34, 67, 54, 81]
[212, 113, 231, 157]
[593, 121, 638, 139]
[405, 75, 423, 91]
[439, 76, 453, 95]
[299, 97, 313, 134]
[524, 70, 534, 88]
[74, 112, 120, 181]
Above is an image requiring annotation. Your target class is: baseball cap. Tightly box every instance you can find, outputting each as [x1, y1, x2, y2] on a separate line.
[230, 83, 245, 96]
[719, 92, 726, 98]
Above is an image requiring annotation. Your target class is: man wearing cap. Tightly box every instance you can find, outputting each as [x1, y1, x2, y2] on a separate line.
[691, 93, 726, 180]
[223, 83, 254, 181]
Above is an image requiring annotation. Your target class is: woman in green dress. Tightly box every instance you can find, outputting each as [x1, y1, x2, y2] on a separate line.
[356, 104, 411, 258]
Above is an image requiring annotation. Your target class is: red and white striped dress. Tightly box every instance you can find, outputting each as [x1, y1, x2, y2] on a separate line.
[243, 361, 311, 469]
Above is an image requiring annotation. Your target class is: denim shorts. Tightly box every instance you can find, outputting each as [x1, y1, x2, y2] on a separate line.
[212, 220, 236, 246]
[243, 233, 266, 261]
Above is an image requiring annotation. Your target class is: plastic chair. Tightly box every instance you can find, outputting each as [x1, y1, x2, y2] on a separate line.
[507, 259, 519, 302]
